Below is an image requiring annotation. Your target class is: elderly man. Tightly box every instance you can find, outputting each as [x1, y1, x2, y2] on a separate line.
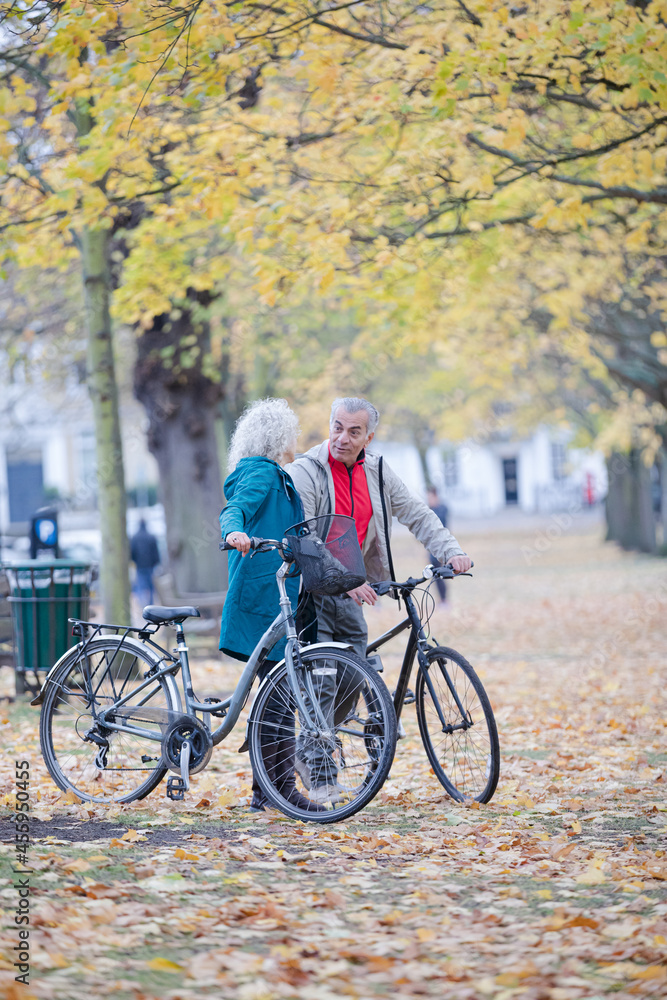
[288, 396, 471, 801]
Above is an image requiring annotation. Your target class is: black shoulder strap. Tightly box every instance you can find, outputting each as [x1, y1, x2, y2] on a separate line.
[378, 456, 397, 592]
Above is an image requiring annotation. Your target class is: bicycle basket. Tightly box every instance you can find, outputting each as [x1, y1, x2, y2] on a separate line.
[285, 514, 366, 596]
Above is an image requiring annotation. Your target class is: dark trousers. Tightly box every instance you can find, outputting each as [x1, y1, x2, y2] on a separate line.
[134, 568, 155, 605]
[296, 595, 369, 785]
[257, 659, 294, 739]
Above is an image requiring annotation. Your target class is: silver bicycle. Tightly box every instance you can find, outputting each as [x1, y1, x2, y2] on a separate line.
[33, 515, 397, 822]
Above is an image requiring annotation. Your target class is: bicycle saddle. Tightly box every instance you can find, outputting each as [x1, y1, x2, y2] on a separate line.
[142, 605, 201, 624]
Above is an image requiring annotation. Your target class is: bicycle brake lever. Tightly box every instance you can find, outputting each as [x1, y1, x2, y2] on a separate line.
[249, 538, 280, 558]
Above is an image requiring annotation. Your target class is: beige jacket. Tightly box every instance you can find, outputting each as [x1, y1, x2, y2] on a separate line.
[287, 441, 465, 583]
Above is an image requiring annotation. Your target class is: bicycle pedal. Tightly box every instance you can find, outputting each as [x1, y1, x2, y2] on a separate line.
[203, 697, 228, 718]
[166, 776, 187, 801]
[393, 688, 416, 705]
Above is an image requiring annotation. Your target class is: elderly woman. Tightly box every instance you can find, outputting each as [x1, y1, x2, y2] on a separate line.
[219, 398, 318, 812]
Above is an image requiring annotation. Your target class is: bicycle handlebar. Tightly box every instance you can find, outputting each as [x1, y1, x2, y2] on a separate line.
[221, 542, 472, 584]
[371, 561, 474, 595]
[220, 537, 290, 557]
[220, 538, 260, 551]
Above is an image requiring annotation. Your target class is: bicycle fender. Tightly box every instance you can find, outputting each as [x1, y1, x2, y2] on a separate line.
[29, 644, 85, 706]
[244, 641, 357, 738]
[261, 639, 356, 680]
[29, 634, 165, 707]
[253, 641, 355, 695]
[297, 641, 356, 653]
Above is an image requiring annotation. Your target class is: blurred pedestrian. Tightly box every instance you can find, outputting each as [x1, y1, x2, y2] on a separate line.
[130, 518, 161, 607]
[426, 486, 450, 604]
[584, 471, 596, 507]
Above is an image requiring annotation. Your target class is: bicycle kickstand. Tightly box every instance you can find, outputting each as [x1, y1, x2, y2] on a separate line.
[166, 740, 191, 801]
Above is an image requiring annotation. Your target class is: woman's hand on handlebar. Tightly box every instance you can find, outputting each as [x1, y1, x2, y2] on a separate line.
[225, 531, 252, 556]
[348, 582, 378, 606]
[449, 555, 473, 574]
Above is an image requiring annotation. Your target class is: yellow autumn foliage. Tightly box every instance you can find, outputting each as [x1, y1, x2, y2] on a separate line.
[0, 0, 665, 446]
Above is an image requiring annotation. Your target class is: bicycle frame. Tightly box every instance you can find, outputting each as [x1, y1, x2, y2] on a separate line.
[60, 560, 331, 748]
[367, 587, 472, 732]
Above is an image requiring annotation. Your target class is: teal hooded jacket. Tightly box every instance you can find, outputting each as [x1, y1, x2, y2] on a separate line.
[219, 457, 303, 661]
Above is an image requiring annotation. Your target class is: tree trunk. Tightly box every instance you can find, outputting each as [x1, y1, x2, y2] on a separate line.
[134, 291, 227, 594]
[605, 450, 656, 553]
[659, 444, 667, 551]
[81, 225, 130, 622]
[412, 426, 435, 491]
[70, 98, 130, 623]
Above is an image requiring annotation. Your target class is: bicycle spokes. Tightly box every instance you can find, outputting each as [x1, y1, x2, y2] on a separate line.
[415, 647, 499, 803]
[249, 648, 396, 820]
[40, 639, 176, 804]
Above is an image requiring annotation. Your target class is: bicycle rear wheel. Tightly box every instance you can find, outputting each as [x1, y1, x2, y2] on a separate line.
[248, 646, 396, 822]
[40, 637, 180, 803]
[415, 646, 499, 803]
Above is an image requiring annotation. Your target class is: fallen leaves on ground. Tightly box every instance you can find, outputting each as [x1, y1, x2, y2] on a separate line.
[0, 518, 665, 999]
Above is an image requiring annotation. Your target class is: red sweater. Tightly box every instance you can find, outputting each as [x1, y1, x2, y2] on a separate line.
[328, 447, 373, 547]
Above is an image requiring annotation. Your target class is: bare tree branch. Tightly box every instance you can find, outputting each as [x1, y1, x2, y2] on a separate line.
[467, 119, 667, 172]
[311, 16, 408, 50]
[454, 0, 483, 28]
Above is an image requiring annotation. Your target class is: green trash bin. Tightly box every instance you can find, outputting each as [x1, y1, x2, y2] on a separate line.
[5, 560, 94, 695]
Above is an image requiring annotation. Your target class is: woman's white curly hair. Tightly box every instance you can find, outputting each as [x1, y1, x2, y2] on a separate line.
[227, 398, 300, 473]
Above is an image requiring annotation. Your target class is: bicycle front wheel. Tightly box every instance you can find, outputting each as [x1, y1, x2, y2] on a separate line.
[248, 646, 396, 822]
[40, 637, 180, 803]
[415, 645, 499, 803]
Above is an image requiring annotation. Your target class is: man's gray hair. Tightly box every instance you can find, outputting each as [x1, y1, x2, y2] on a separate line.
[330, 397, 380, 434]
[227, 398, 300, 472]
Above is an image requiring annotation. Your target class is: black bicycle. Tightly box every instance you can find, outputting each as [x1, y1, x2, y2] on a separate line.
[367, 564, 500, 803]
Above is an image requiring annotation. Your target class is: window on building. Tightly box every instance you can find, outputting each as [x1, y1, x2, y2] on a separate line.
[503, 457, 519, 504]
[6, 449, 44, 523]
[77, 431, 98, 504]
[551, 442, 567, 481]
[442, 451, 458, 488]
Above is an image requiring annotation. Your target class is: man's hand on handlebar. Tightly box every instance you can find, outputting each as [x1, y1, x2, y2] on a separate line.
[347, 583, 378, 607]
[225, 531, 252, 556]
[449, 555, 472, 574]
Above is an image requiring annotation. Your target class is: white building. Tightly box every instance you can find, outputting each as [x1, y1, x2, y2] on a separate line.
[1, 360, 606, 544]
[374, 427, 607, 516]
[0, 372, 158, 533]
